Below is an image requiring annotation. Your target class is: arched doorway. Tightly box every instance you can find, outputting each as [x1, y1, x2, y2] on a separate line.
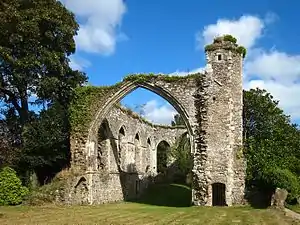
[212, 183, 226, 206]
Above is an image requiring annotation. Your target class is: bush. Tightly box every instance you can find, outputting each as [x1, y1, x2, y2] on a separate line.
[0, 167, 29, 205]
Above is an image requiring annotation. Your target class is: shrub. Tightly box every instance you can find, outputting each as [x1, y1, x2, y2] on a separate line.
[223, 34, 237, 43]
[0, 167, 29, 205]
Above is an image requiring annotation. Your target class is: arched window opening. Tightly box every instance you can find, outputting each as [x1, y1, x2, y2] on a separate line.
[212, 183, 226, 206]
[147, 138, 151, 146]
[97, 119, 110, 170]
[98, 120, 109, 142]
[119, 126, 125, 136]
[172, 132, 193, 186]
[157, 140, 170, 173]
[118, 126, 126, 166]
[135, 133, 140, 143]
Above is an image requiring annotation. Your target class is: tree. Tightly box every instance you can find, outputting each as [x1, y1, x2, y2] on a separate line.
[243, 88, 300, 201]
[170, 133, 192, 185]
[21, 102, 70, 184]
[0, 107, 22, 167]
[171, 114, 184, 126]
[0, 0, 87, 126]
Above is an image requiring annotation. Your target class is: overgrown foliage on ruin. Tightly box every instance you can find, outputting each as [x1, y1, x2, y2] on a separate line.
[205, 34, 247, 58]
[69, 73, 200, 134]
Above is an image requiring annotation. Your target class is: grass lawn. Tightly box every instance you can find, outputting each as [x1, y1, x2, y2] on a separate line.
[0, 184, 299, 224]
[288, 205, 300, 214]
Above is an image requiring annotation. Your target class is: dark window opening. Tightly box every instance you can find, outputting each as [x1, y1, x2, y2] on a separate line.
[135, 180, 140, 195]
[135, 133, 140, 141]
[147, 138, 151, 145]
[119, 127, 125, 136]
[212, 183, 226, 206]
[217, 54, 222, 61]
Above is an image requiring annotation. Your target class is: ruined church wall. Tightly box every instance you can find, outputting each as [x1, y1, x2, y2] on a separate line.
[89, 104, 187, 204]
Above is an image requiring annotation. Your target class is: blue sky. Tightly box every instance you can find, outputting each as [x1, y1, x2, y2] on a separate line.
[60, 0, 300, 124]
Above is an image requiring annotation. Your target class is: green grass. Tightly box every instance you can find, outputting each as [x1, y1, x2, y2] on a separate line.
[0, 183, 299, 224]
[288, 204, 300, 214]
[133, 183, 192, 207]
[0, 203, 298, 225]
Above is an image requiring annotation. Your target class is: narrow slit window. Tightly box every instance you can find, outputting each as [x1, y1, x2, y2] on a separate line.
[217, 54, 222, 61]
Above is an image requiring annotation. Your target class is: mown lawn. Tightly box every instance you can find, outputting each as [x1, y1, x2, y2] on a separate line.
[289, 205, 300, 214]
[0, 203, 298, 225]
[0, 184, 299, 225]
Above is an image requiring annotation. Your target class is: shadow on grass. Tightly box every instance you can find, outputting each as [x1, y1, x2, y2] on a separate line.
[129, 183, 192, 207]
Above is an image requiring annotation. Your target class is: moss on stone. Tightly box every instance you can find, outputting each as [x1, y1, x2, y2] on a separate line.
[205, 35, 247, 58]
[223, 34, 237, 44]
[123, 73, 202, 83]
[69, 73, 201, 134]
[69, 84, 122, 134]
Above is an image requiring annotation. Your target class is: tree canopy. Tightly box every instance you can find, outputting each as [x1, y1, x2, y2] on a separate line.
[0, 0, 87, 184]
[0, 0, 87, 125]
[243, 88, 300, 201]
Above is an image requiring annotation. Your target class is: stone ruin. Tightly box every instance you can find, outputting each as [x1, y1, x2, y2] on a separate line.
[64, 36, 246, 206]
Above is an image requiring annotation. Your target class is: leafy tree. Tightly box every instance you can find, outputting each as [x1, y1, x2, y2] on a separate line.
[243, 88, 300, 201]
[0, 107, 22, 167]
[0, 0, 87, 126]
[0, 0, 87, 184]
[171, 114, 184, 126]
[21, 103, 70, 184]
[170, 133, 193, 184]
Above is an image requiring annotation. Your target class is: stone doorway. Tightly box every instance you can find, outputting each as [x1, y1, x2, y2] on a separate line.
[212, 183, 226, 206]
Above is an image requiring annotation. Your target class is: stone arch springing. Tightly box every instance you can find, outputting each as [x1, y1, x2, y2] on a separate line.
[212, 183, 226, 206]
[156, 140, 171, 174]
[88, 81, 194, 154]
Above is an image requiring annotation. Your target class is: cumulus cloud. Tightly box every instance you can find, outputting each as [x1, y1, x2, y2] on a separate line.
[60, 0, 127, 55]
[142, 100, 177, 125]
[245, 50, 300, 84]
[69, 56, 91, 71]
[197, 15, 265, 50]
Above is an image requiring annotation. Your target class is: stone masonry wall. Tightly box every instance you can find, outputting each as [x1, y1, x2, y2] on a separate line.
[70, 104, 187, 204]
[203, 40, 245, 206]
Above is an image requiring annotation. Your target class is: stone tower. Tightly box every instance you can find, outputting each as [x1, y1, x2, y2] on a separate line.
[203, 36, 246, 206]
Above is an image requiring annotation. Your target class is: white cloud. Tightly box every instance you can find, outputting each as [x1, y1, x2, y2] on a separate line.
[69, 56, 91, 71]
[169, 67, 205, 76]
[60, 0, 127, 55]
[244, 79, 300, 120]
[245, 50, 300, 84]
[197, 15, 265, 49]
[142, 100, 177, 125]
